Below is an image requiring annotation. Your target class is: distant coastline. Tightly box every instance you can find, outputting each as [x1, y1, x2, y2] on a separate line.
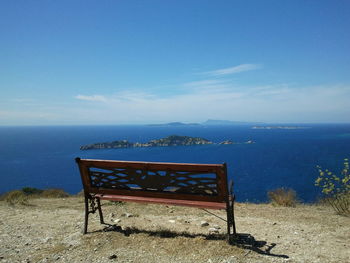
[80, 135, 254, 150]
[252, 126, 309, 130]
[147, 119, 263, 127]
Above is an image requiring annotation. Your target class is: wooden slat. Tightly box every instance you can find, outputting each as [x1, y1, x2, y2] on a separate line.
[79, 158, 224, 173]
[95, 194, 226, 210]
[89, 188, 224, 202]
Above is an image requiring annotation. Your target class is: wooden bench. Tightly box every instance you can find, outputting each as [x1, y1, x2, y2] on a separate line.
[75, 158, 237, 243]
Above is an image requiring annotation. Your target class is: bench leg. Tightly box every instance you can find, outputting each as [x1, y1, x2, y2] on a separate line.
[226, 195, 237, 244]
[231, 195, 237, 235]
[96, 198, 104, 224]
[83, 194, 104, 234]
[83, 195, 89, 234]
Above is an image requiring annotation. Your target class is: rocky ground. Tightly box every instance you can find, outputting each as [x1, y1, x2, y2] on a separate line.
[0, 197, 349, 263]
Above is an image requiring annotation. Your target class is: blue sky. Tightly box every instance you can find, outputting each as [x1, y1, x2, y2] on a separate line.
[1, 0, 350, 125]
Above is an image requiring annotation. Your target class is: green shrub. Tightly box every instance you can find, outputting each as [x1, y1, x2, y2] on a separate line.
[40, 188, 70, 198]
[2, 190, 28, 205]
[315, 158, 350, 216]
[22, 187, 43, 195]
[267, 188, 298, 207]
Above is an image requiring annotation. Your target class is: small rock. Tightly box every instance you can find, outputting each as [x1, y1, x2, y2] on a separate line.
[212, 224, 221, 229]
[113, 219, 121, 224]
[121, 226, 129, 231]
[108, 254, 117, 259]
[208, 227, 219, 234]
[42, 237, 52, 243]
[168, 220, 176, 224]
[273, 222, 277, 225]
[122, 213, 133, 218]
[200, 221, 209, 227]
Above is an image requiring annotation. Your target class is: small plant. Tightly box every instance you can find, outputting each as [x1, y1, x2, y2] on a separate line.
[267, 188, 298, 207]
[315, 158, 350, 216]
[2, 190, 29, 205]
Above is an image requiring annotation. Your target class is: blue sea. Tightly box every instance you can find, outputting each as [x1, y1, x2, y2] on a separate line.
[0, 124, 349, 203]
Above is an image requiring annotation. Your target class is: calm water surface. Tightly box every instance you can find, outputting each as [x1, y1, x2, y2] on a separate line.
[0, 124, 349, 202]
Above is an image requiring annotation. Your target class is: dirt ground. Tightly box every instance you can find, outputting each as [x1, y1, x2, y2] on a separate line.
[0, 197, 349, 263]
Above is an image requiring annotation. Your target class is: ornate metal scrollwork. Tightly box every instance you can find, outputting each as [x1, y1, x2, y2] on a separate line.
[87, 194, 97, 214]
[88, 167, 219, 196]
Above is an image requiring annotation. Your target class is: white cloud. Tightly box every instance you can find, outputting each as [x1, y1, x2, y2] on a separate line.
[205, 64, 261, 76]
[183, 79, 231, 93]
[184, 79, 226, 87]
[75, 94, 107, 102]
[3, 83, 349, 125]
[72, 84, 350, 124]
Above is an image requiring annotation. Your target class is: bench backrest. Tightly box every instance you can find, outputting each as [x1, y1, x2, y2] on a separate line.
[76, 158, 229, 203]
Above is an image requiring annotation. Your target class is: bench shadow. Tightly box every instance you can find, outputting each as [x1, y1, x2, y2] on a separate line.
[90, 223, 289, 259]
[230, 233, 289, 259]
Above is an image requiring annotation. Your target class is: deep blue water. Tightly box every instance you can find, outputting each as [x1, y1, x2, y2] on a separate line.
[0, 124, 349, 202]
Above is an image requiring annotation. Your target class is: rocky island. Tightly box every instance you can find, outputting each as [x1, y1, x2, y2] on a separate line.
[80, 135, 212, 150]
[80, 135, 254, 150]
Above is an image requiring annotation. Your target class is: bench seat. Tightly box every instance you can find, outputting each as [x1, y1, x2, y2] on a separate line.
[95, 194, 227, 210]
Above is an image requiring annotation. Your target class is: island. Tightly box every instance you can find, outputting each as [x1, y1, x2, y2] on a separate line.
[147, 120, 263, 126]
[80, 135, 254, 150]
[148, 122, 200, 126]
[203, 119, 263, 126]
[252, 126, 308, 130]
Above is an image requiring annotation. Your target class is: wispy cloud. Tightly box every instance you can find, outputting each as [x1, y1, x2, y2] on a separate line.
[71, 84, 350, 124]
[3, 82, 349, 125]
[75, 94, 107, 102]
[205, 64, 261, 76]
[183, 79, 231, 93]
[184, 79, 225, 87]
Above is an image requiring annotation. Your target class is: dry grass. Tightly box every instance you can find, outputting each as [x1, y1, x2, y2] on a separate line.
[40, 188, 70, 198]
[1, 190, 29, 205]
[267, 188, 298, 207]
[0, 187, 70, 205]
[321, 192, 350, 216]
[76, 189, 85, 197]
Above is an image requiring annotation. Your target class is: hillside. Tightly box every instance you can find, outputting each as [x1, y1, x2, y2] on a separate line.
[1, 197, 349, 263]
